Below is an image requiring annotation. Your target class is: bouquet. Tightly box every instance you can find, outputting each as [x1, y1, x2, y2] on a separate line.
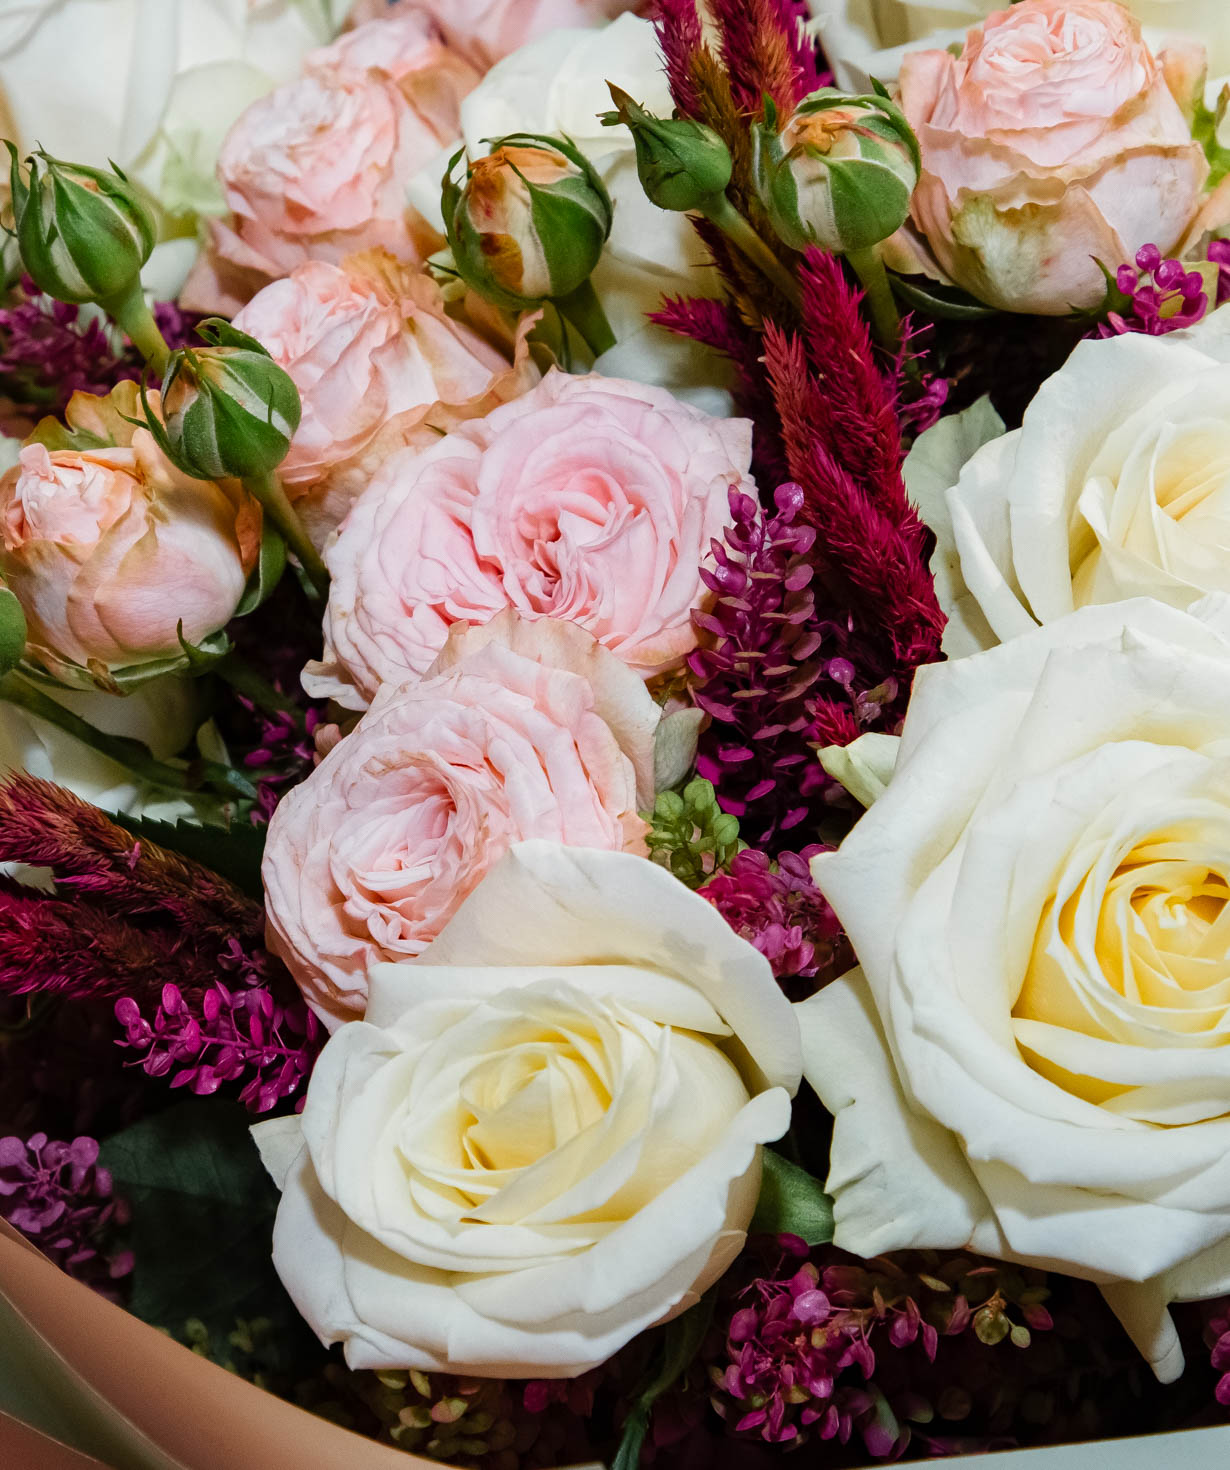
[5, 0, 1230, 1464]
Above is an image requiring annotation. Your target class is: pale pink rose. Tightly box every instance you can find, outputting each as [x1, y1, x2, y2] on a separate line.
[345, 0, 645, 72]
[182, 17, 478, 314]
[264, 611, 658, 1025]
[303, 370, 753, 710]
[0, 388, 259, 675]
[895, 0, 1212, 314]
[232, 252, 539, 546]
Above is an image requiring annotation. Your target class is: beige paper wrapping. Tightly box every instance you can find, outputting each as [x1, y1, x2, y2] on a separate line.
[0, 1219, 435, 1470]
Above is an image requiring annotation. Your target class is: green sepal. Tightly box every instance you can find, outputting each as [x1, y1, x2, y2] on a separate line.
[889, 274, 999, 321]
[234, 526, 287, 619]
[0, 586, 27, 676]
[749, 1146, 835, 1245]
[194, 317, 273, 357]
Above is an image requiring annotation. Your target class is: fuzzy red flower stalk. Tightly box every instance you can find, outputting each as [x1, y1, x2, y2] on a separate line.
[0, 774, 262, 947]
[707, 0, 820, 114]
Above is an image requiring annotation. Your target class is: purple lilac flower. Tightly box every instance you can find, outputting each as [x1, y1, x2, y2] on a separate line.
[115, 943, 322, 1114]
[1209, 239, 1230, 307]
[713, 1242, 1055, 1458]
[241, 699, 324, 825]
[0, 1132, 132, 1297]
[0, 279, 200, 421]
[1097, 245, 1209, 338]
[699, 846, 851, 996]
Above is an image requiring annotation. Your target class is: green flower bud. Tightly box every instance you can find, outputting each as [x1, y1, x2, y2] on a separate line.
[752, 89, 921, 255]
[5, 145, 155, 306]
[602, 84, 732, 214]
[146, 320, 302, 482]
[442, 133, 613, 310]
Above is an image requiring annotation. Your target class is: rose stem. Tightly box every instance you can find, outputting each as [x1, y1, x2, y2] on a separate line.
[554, 279, 617, 358]
[97, 278, 171, 377]
[845, 246, 903, 353]
[242, 471, 329, 602]
[699, 195, 802, 307]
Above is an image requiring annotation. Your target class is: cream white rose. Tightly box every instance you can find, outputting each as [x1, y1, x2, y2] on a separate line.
[0, 1, 341, 219]
[801, 595, 1230, 1385]
[255, 840, 800, 1377]
[908, 308, 1230, 659]
[809, 0, 1230, 92]
[410, 14, 730, 408]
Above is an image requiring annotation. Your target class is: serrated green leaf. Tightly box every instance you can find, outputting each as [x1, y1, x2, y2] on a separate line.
[0, 587, 26, 675]
[749, 1147, 835, 1245]
[111, 810, 266, 898]
[98, 1101, 318, 1378]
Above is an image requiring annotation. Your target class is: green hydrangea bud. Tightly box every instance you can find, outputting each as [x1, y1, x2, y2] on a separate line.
[442, 133, 613, 310]
[752, 89, 921, 255]
[602, 84, 732, 213]
[5, 145, 155, 306]
[146, 320, 302, 482]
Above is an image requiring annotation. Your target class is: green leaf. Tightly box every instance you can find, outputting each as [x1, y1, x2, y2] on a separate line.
[611, 1292, 716, 1470]
[98, 1101, 319, 1378]
[749, 1147, 835, 1245]
[112, 811, 266, 898]
[0, 587, 26, 676]
[890, 275, 998, 321]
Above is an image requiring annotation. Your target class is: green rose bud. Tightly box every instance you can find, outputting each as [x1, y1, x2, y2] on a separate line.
[5, 145, 155, 307]
[752, 89, 921, 255]
[145, 320, 302, 483]
[442, 133, 613, 310]
[602, 84, 732, 214]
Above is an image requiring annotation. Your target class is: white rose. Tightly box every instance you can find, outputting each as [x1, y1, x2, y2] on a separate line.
[809, 0, 1230, 91]
[800, 595, 1230, 1385]
[254, 840, 800, 1377]
[409, 15, 730, 407]
[908, 308, 1230, 660]
[0, 0, 341, 218]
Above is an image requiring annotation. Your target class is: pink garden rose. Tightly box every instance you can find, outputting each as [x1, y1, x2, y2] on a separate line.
[0, 386, 259, 676]
[232, 252, 539, 546]
[303, 370, 753, 709]
[345, 0, 645, 72]
[184, 14, 478, 313]
[264, 612, 658, 1025]
[895, 0, 1212, 314]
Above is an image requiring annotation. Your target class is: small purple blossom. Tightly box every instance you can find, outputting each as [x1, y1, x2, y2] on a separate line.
[240, 698, 324, 825]
[1209, 239, 1230, 307]
[114, 943, 322, 1114]
[1097, 245, 1210, 339]
[700, 846, 851, 996]
[0, 1132, 132, 1297]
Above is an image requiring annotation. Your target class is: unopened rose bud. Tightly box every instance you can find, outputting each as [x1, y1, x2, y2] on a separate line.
[442, 134, 613, 310]
[752, 90, 920, 255]
[149, 320, 302, 483]
[602, 84, 732, 214]
[5, 145, 155, 308]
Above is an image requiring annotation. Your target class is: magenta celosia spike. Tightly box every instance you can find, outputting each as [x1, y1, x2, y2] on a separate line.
[653, 0, 706, 117]
[707, 0, 820, 113]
